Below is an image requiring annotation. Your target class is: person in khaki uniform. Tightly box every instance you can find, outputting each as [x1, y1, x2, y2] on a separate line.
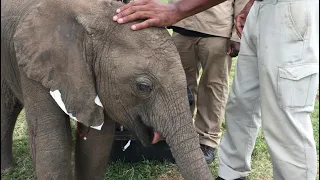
[167, 0, 249, 164]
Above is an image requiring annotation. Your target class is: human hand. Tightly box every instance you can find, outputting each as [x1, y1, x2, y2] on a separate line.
[227, 40, 240, 57]
[113, 0, 181, 30]
[235, 12, 247, 38]
[235, 0, 254, 38]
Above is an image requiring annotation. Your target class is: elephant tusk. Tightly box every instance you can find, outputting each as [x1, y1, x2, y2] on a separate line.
[94, 96, 103, 107]
[90, 123, 104, 131]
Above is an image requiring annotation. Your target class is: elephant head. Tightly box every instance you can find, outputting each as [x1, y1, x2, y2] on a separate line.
[13, 0, 213, 179]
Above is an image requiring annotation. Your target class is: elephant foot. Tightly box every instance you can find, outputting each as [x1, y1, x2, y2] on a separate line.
[1, 155, 15, 174]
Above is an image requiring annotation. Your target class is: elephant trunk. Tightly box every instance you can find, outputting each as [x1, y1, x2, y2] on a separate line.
[159, 105, 213, 180]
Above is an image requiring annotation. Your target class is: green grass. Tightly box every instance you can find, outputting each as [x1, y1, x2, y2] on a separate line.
[1, 59, 319, 180]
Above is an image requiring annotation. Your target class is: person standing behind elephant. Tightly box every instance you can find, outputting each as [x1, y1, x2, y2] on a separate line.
[167, 0, 248, 164]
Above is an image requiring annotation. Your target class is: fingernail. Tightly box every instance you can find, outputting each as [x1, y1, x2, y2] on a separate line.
[117, 18, 123, 23]
[116, 9, 121, 13]
[113, 16, 118, 21]
[131, 25, 136, 30]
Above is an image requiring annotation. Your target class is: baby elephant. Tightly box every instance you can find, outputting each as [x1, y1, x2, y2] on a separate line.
[1, 0, 213, 179]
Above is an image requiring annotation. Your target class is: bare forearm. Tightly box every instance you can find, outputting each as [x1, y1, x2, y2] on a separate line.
[235, 0, 254, 38]
[175, 0, 227, 20]
[242, 0, 255, 13]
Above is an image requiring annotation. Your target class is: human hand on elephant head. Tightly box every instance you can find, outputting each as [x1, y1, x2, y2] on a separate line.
[112, 0, 181, 30]
[113, 0, 227, 30]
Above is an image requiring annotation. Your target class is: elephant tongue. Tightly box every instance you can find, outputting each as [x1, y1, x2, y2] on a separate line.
[151, 131, 163, 144]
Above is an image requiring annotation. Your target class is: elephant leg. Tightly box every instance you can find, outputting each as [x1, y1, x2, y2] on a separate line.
[1, 80, 23, 173]
[75, 116, 115, 180]
[20, 73, 73, 179]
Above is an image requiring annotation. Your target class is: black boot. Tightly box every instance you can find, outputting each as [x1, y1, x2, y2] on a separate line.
[200, 144, 215, 164]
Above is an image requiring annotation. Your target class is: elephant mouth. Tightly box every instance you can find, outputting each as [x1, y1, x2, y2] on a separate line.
[137, 116, 153, 147]
[124, 115, 164, 147]
[134, 115, 162, 147]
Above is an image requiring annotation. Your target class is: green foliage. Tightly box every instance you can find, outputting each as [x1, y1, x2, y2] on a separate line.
[1, 111, 35, 180]
[312, 101, 319, 151]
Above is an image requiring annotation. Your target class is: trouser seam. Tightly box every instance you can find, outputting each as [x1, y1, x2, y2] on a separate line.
[301, 37, 309, 180]
[245, 95, 260, 172]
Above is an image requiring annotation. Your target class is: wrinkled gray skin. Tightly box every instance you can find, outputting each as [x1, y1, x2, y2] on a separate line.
[1, 0, 213, 179]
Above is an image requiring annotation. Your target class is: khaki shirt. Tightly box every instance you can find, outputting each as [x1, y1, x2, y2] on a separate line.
[169, 0, 249, 42]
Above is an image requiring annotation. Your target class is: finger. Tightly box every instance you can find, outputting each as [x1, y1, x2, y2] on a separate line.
[131, 19, 159, 30]
[236, 28, 242, 38]
[113, 0, 148, 21]
[115, 11, 149, 24]
[236, 20, 243, 38]
[236, 24, 244, 39]
[235, 15, 242, 28]
[238, 19, 246, 38]
[117, 0, 148, 14]
[113, 5, 147, 22]
[228, 47, 234, 56]
[236, 28, 242, 39]
[236, 15, 245, 37]
[227, 47, 232, 55]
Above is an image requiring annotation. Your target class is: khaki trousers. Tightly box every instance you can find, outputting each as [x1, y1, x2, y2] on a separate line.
[218, 0, 319, 179]
[172, 32, 232, 148]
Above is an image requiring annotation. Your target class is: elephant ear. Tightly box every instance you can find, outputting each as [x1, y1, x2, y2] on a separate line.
[13, 0, 104, 130]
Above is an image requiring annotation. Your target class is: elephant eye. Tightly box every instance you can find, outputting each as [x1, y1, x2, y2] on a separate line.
[137, 83, 152, 93]
[134, 77, 153, 95]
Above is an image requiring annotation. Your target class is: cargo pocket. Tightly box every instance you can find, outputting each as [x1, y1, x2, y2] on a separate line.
[277, 64, 319, 109]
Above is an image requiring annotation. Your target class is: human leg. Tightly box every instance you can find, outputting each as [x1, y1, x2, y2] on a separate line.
[196, 36, 232, 150]
[257, 0, 318, 179]
[217, 3, 261, 179]
[172, 32, 200, 113]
